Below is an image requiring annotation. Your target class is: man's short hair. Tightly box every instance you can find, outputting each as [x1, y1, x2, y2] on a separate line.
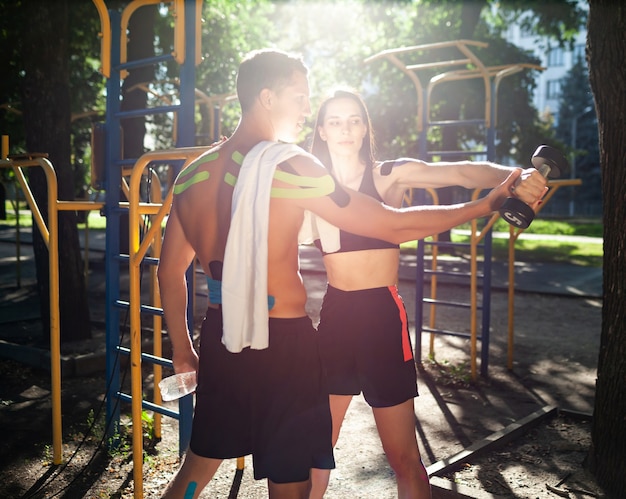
[236, 49, 308, 113]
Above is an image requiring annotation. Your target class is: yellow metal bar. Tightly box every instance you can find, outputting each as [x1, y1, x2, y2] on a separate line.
[91, 0, 111, 78]
[127, 146, 207, 498]
[0, 156, 63, 464]
[135, 198, 172, 263]
[507, 224, 519, 370]
[10, 161, 50, 246]
[467, 190, 499, 380]
[57, 200, 106, 211]
[364, 39, 488, 64]
[469, 217, 478, 381]
[149, 177, 164, 439]
[195, 0, 202, 65]
[504, 179, 582, 370]
[173, 0, 186, 64]
[1, 135, 8, 159]
[128, 155, 145, 498]
[44, 159, 62, 466]
[426, 189, 439, 358]
[120, 0, 167, 79]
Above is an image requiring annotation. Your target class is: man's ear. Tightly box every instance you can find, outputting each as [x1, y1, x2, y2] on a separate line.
[258, 88, 273, 110]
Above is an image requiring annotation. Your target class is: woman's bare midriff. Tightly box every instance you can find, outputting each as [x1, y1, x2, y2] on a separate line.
[323, 248, 400, 291]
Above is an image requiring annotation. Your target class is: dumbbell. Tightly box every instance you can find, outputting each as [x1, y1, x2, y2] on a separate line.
[498, 145, 568, 229]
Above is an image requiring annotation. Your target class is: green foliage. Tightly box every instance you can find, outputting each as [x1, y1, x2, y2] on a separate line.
[488, 0, 586, 49]
[141, 410, 156, 441]
[425, 358, 472, 388]
[1, 0, 584, 192]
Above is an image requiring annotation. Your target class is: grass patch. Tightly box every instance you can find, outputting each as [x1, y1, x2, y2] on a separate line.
[481, 237, 602, 267]
[1, 207, 107, 230]
[400, 217, 603, 267]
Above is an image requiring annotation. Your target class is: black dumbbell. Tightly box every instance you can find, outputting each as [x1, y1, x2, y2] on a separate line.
[498, 145, 568, 229]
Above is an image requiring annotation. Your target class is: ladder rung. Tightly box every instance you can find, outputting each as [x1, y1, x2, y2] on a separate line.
[115, 104, 182, 120]
[423, 298, 482, 310]
[424, 149, 487, 157]
[116, 392, 181, 419]
[428, 119, 486, 127]
[115, 300, 164, 316]
[117, 346, 173, 368]
[117, 54, 174, 72]
[424, 269, 484, 279]
[421, 327, 484, 341]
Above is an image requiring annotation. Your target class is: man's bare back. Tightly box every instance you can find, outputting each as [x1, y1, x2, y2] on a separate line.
[168, 138, 316, 319]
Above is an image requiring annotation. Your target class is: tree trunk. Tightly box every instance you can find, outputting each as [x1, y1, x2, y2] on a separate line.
[586, 1, 626, 496]
[20, 0, 91, 343]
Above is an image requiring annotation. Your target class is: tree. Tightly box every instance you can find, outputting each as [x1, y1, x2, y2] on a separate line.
[586, 1, 626, 496]
[18, 0, 91, 343]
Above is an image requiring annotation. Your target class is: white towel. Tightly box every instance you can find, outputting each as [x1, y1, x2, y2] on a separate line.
[222, 141, 314, 352]
[298, 211, 341, 253]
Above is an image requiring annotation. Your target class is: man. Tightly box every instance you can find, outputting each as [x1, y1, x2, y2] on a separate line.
[158, 49, 546, 499]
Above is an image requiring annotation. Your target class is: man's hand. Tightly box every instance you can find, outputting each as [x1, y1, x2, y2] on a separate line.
[172, 345, 199, 376]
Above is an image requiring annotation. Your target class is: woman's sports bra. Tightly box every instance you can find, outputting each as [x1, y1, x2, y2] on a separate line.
[314, 165, 399, 256]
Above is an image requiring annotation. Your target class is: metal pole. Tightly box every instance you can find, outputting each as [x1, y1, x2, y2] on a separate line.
[569, 106, 592, 216]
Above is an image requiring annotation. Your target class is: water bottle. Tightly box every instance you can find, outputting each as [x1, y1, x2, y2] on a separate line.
[158, 371, 197, 401]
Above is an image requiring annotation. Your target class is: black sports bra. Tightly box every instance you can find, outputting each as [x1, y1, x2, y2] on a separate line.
[314, 165, 399, 256]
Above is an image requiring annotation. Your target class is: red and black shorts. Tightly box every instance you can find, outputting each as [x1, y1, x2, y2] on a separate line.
[190, 307, 335, 483]
[317, 284, 418, 408]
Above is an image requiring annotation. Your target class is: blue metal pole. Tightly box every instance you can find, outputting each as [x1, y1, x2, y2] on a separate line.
[414, 88, 429, 362]
[480, 80, 498, 377]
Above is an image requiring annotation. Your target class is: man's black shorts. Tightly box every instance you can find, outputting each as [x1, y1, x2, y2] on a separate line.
[189, 307, 335, 483]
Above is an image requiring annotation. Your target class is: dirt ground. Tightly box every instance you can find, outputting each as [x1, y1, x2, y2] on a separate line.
[0, 249, 608, 498]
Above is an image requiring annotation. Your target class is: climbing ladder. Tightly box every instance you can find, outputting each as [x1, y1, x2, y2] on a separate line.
[366, 40, 544, 379]
[93, 1, 204, 497]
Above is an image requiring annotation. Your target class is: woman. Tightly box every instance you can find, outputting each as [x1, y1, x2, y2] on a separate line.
[308, 89, 546, 499]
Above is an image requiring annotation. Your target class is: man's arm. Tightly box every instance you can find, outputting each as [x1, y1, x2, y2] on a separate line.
[284, 155, 531, 244]
[157, 205, 199, 374]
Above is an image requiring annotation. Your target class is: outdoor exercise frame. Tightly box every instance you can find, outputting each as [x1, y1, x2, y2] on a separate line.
[366, 40, 547, 379]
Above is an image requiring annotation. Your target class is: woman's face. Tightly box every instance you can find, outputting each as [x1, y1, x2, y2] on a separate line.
[317, 97, 368, 157]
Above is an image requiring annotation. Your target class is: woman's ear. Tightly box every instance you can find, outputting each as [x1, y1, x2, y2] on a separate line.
[318, 127, 327, 141]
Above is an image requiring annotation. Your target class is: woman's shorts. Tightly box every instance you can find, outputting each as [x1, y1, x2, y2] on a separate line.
[317, 284, 418, 408]
[189, 307, 335, 483]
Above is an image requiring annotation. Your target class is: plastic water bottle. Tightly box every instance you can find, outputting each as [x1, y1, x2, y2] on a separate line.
[158, 371, 197, 401]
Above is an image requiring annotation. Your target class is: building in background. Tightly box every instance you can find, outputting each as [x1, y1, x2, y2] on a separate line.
[503, 24, 587, 124]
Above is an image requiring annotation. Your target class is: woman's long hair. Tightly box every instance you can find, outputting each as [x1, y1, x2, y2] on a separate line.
[310, 88, 376, 173]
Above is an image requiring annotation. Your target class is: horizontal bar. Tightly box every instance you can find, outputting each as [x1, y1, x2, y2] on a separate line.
[428, 119, 486, 127]
[424, 150, 488, 158]
[116, 346, 173, 369]
[116, 392, 181, 420]
[118, 254, 160, 266]
[421, 327, 484, 341]
[113, 159, 137, 167]
[426, 405, 558, 477]
[117, 53, 174, 71]
[423, 298, 482, 310]
[115, 104, 181, 120]
[424, 269, 484, 279]
[114, 300, 164, 316]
